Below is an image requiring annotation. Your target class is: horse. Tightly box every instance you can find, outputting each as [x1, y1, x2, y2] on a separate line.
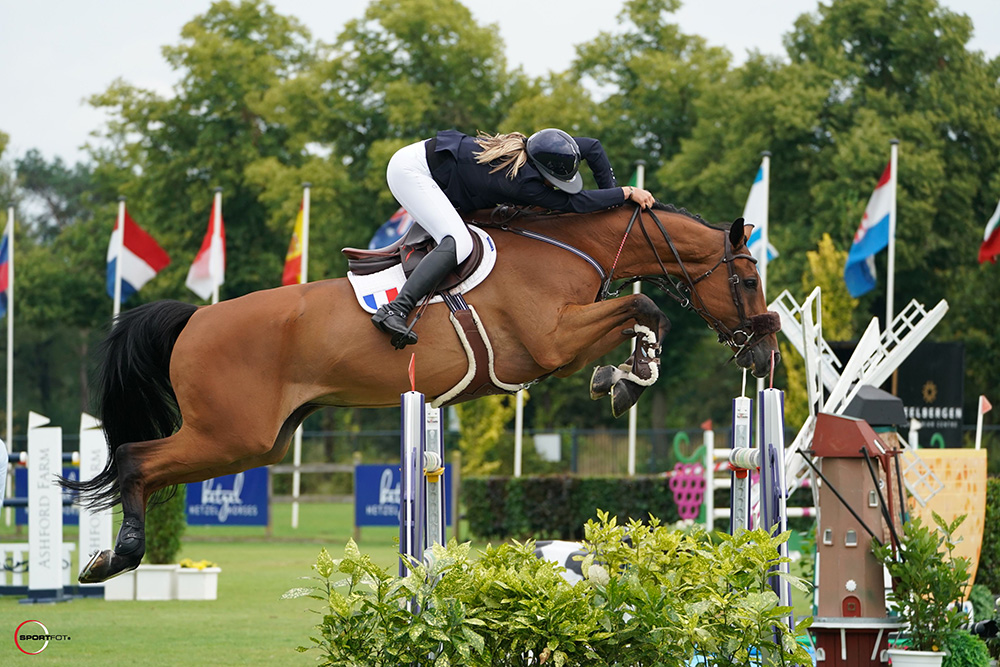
[62, 202, 780, 583]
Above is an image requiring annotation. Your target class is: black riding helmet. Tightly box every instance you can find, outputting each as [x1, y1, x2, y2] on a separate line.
[525, 128, 583, 193]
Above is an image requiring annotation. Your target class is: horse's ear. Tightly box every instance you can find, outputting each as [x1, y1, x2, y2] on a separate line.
[729, 218, 751, 247]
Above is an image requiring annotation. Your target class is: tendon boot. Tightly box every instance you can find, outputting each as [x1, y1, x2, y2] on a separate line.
[372, 236, 458, 349]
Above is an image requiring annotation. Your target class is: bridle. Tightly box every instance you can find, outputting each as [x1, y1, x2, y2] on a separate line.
[599, 206, 779, 358]
[480, 203, 780, 359]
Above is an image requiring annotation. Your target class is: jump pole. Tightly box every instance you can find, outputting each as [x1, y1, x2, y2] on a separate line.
[399, 354, 447, 578]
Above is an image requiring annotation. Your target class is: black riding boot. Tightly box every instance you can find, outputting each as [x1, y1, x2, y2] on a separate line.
[371, 236, 458, 349]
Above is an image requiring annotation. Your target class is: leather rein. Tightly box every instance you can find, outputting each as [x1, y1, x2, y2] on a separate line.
[483, 204, 776, 358]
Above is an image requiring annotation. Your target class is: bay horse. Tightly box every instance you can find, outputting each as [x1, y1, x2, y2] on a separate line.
[64, 202, 780, 583]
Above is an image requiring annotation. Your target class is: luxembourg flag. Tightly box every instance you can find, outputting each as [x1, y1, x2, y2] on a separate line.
[978, 195, 1000, 264]
[106, 208, 171, 303]
[0, 222, 10, 317]
[186, 192, 226, 301]
[742, 163, 778, 262]
[844, 162, 893, 297]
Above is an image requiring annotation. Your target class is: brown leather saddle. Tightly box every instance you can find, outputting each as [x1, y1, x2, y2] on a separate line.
[342, 223, 485, 292]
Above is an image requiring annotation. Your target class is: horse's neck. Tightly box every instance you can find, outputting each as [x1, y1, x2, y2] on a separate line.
[500, 207, 721, 280]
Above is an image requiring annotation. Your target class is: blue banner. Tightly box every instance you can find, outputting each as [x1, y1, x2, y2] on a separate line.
[186, 467, 269, 525]
[14, 466, 79, 526]
[354, 464, 452, 527]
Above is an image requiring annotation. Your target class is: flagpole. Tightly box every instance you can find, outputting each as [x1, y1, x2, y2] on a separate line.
[627, 160, 646, 477]
[113, 197, 126, 319]
[291, 183, 311, 529]
[211, 188, 222, 305]
[5, 206, 13, 478]
[886, 139, 899, 327]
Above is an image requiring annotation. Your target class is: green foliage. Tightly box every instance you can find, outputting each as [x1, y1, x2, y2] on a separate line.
[872, 513, 972, 652]
[144, 486, 188, 564]
[942, 630, 990, 667]
[968, 584, 996, 627]
[978, 478, 1000, 594]
[288, 512, 812, 666]
[464, 475, 680, 541]
[455, 393, 520, 477]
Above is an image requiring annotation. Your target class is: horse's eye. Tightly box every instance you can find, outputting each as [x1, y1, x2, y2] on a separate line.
[744, 278, 758, 291]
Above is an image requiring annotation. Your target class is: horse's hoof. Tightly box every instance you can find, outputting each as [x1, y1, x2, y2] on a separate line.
[79, 549, 140, 583]
[79, 549, 115, 583]
[610, 379, 644, 418]
[590, 365, 619, 399]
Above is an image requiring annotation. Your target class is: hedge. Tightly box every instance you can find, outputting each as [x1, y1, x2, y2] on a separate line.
[465, 475, 680, 540]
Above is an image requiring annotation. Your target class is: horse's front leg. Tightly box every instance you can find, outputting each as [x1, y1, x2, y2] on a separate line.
[523, 294, 669, 416]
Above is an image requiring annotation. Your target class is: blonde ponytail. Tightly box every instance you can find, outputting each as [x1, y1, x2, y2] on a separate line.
[472, 131, 528, 179]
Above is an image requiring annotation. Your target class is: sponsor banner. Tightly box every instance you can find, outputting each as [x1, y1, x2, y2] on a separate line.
[354, 464, 452, 527]
[186, 467, 269, 525]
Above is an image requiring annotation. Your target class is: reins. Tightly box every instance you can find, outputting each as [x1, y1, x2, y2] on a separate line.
[479, 203, 776, 358]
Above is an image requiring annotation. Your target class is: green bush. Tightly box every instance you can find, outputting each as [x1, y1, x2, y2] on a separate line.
[287, 511, 813, 666]
[942, 630, 990, 667]
[144, 486, 187, 564]
[465, 475, 680, 541]
[978, 478, 1000, 593]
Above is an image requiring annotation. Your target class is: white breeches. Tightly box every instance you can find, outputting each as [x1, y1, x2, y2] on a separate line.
[386, 140, 474, 263]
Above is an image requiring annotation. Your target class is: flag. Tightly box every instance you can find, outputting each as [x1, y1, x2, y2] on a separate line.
[0, 223, 9, 317]
[186, 201, 226, 300]
[368, 208, 414, 249]
[978, 196, 1000, 264]
[844, 163, 893, 297]
[981, 395, 993, 415]
[742, 163, 778, 262]
[106, 209, 171, 303]
[282, 204, 304, 286]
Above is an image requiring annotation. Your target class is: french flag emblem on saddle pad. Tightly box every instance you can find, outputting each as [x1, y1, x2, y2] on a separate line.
[347, 226, 497, 314]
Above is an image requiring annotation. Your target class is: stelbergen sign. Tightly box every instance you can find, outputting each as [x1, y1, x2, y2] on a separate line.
[354, 464, 453, 528]
[896, 342, 965, 448]
[186, 467, 269, 525]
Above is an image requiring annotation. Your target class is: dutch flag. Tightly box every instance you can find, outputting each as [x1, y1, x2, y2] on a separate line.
[106, 208, 171, 303]
[844, 163, 893, 297]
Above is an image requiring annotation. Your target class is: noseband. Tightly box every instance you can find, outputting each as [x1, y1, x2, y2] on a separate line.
[601, 206, 781, 358]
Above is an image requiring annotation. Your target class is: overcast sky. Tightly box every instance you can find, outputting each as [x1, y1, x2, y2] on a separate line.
[1, 0, 998, 166]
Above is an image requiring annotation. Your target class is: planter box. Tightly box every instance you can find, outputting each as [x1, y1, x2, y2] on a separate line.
[103, 569, 136, 601]
[886, 648, 945, 667]
[176, 567, 221, 600]
[135, 564, 178, 601]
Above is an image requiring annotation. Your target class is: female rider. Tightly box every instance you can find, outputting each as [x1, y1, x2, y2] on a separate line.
[372, 128, 655, 348]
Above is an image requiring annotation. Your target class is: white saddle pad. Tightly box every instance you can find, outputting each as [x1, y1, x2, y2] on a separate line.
[347, 226, 497, 313]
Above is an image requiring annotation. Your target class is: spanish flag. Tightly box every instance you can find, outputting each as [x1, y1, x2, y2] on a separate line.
[282, 204, 304, 286]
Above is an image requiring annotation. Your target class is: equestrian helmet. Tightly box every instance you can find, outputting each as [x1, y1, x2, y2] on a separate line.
[526, 128, 583, 193]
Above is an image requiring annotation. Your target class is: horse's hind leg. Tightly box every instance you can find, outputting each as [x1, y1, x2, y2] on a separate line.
[79, 440, 157, 583]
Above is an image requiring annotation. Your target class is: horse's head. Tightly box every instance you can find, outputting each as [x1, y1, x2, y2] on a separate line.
[684, 218, 781, 378]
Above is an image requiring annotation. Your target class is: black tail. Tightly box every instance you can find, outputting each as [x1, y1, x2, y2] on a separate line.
[60, 300, 198, 510]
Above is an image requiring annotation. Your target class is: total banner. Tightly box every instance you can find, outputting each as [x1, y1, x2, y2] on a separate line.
[186, 467, 269, 525]
[354, 464, 453, 528]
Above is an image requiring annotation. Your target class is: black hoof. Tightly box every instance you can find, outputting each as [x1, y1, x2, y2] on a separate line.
[590, 365, 619, 399]
[79, 549, 142, 583]
[610, 379, 646, 418]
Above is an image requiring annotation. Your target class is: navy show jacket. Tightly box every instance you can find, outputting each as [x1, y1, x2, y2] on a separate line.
[426, 130, 625, 213]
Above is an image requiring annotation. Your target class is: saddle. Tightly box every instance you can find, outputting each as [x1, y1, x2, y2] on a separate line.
[342, 223, 485, 292]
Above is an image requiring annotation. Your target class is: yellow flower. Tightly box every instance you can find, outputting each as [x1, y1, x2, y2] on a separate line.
[179, 558, 217, 570]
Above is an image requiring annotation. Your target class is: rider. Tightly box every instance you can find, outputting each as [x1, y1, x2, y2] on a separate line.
[372, 128, 656, 348]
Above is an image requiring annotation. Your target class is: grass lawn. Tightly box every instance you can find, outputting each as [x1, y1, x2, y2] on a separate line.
[1, 503, 399, 665]
[2, 502, 815, 664]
